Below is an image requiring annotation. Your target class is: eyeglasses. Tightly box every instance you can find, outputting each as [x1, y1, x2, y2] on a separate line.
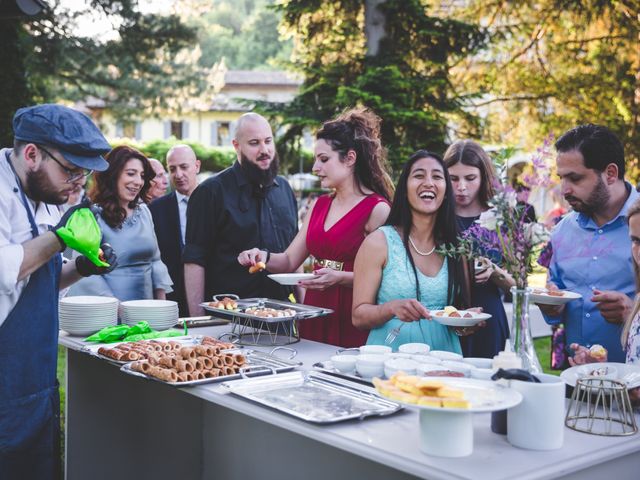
[38, 146, 92, 183]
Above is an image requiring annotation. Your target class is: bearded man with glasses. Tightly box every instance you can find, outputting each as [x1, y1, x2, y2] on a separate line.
[0, 104, 118, 479]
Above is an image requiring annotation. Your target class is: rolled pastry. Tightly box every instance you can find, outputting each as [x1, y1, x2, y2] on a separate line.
[211, 357, 223, 368]
[159, 356, 176, 369]
[177, 371, 191, 382]
[233, 354, 246, 366]
[130, 361, 144, 372]
[123, 351, 140, 361]
[222, 366, 235, 376]
[221, 355, 234, 367]
[204, 370, 218, 378]
[175, 360, 194, 373]
[140, 362, 153, 374]
[194, 371, 206, 380]
[179, 347, 196, 359]
[199, 357, 213, 369]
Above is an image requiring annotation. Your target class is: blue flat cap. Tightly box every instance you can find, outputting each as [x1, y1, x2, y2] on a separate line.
[13, 104, 111, 171]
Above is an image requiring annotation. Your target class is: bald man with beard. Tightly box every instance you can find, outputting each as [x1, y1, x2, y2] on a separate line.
[183, 113, 298, 316]
[149, 145, 201, 316]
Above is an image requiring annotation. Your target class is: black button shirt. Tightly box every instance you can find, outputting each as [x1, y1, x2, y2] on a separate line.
[183, 161, 298, 300]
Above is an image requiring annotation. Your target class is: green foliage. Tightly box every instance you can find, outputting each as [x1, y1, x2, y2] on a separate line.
[194, 0, 292, 70]
[262, 0, 487, 173]
[448, 0, 640, 183]
[0, 0, 203, 145]
[111, 138, 236, 172]
[0, 21, 33, 146]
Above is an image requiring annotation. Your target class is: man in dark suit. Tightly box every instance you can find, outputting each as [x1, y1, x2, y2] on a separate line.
[149, 145, 201, 316]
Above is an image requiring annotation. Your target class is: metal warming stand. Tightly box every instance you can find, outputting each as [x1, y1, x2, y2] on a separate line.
[565, 377, 638, 436]
[201, 297, 332, 347]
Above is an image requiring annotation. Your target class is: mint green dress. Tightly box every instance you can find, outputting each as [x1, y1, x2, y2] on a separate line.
[366, 226, 462, 353]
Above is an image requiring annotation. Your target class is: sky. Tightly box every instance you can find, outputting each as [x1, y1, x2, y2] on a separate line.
[57, 0, 175, 39]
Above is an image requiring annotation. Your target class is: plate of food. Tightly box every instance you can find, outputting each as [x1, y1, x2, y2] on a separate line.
[267, 273, 316, 285]
[373, 374, 522, 413]
[529, 288, 581, 305]
[431, 306, 491, 327]
[560, 362, 640, 389]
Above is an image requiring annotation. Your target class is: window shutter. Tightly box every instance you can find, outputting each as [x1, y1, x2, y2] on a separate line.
[210, 121, 218, 146]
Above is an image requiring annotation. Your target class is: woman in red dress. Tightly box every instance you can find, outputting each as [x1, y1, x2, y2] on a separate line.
[238, 108, 393, 347]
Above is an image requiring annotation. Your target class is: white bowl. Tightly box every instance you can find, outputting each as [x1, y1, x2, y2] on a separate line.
[462, 357, 493, 369]
[398, 343, 431, 355]
[359, 345, 392, 355]
[356, 354, 385, 379]
[412, 355, 442, 365]
[386, 352, 413, 360]
[470, 367, 495, 380]
[384, 358, 419, 379]
[430, 350, 463, 361]
[331, 355, 357, 374]
[441, 361, 473, 377]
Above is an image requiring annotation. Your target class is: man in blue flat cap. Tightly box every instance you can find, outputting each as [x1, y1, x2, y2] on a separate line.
[0, 104, 118, 479]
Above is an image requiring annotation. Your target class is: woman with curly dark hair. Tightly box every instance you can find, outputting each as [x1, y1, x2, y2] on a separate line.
[69, 145, 172, 301]
[238, 107, 394, 347]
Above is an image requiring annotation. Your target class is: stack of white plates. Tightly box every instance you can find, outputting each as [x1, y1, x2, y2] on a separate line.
[59, 296, 119, 336]
[120, 299, 178, 331]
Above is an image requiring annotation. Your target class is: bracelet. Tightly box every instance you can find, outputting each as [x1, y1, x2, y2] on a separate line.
[264, 249, 271, 264]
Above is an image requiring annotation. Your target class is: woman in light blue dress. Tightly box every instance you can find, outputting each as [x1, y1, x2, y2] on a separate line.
[69, 146, 172, 302]
[353, 150, 477, 352]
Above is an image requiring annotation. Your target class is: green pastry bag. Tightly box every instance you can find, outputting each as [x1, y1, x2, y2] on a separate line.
[55, 208, 109, 267]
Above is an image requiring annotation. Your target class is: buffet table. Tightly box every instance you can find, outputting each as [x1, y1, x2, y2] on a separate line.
[60, 326, 640, 480]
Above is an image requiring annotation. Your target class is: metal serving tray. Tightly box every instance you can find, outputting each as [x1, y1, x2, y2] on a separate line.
[221, 371, 402, 423]
[119, 347, 302, 387]
[201, 298, 332, 346]
[200, 298, 331, 323]
[83, 336, 197, 365]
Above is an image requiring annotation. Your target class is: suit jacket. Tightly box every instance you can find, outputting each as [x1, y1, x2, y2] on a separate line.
[149, 192, 188, 316]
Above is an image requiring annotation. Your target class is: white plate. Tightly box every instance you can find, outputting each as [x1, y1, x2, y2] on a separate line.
[267, 273, 317, 285]
[120, 299, 178, 308]
[377, 377, 522, 413]
[431, 311, 491, 327]
[60, 296, 118, 305]
[560, 362, 640, 389]
[529, 289, 581, 305]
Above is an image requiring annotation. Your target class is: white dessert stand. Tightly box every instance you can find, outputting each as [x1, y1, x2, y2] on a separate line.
[383, 377, 522, 457]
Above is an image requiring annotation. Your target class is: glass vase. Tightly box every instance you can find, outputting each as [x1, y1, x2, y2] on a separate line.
[509, 286, 542, 373]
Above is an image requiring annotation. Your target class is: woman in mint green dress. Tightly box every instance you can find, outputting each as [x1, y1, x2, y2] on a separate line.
[353, 150, 478, 352]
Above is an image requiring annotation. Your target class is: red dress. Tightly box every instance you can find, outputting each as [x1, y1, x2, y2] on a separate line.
[299, 193, 388, 347]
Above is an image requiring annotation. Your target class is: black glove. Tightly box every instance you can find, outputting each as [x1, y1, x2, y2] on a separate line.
[75, 243, 118, 277]
[53, 199, 94, 250]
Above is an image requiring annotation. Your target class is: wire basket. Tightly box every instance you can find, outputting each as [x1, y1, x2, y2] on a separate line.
[565, 377, 637, 436]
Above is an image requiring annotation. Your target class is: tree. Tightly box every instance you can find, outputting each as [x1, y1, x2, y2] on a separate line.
[259, 0, 487, 173]
[0, 0, 202, 146]
[193, 0, 292, 70]
[447, 0, 640, 180]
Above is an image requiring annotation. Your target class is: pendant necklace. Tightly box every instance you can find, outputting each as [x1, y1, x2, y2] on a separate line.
[408, 236, 436, 256]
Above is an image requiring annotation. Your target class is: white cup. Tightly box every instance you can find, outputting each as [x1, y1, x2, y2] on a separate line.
[359, 345, 392, 355]
[507, 373, 565, 450]
[330, 355, 357, 374]
[356, 354, 385, 379]
[398, 343, 431, 355]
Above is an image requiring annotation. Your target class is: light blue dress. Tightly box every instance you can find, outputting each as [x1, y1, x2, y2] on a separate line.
[367, 226, 462, 353]
[69, 204, 173, 302]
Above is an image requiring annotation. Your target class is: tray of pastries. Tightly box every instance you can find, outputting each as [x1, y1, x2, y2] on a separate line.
[200, 298, 332, 323]
[117, 336, 302, 386]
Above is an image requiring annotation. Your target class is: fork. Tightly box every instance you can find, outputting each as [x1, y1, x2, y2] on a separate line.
[384, 323, 405, 345]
